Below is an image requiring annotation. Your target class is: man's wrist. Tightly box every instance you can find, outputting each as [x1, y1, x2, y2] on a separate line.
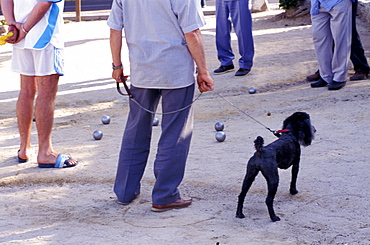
[112, 63, 123, 70]
[21, 23, 28, 34]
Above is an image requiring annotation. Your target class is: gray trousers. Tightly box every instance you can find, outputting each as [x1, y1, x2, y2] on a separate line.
[114, 84, 195, 205]
[311, 0, 352, 83]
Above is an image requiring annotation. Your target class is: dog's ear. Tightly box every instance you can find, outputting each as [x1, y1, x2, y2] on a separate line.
[298, 117, 314, 147]
[283, 112, 314, 146]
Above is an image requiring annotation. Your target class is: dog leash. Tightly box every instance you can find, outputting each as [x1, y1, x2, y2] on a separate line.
[211, 90, 283, 137]
[116, 76, 202, 115]
[116, 77, 284, 138]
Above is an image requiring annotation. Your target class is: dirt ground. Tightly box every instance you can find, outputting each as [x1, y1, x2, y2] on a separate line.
[1, 8, 370, 245]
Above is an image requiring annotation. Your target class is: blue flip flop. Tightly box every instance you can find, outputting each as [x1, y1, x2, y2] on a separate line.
[17, 150, 29, 163]
[38, 153, 78, 168]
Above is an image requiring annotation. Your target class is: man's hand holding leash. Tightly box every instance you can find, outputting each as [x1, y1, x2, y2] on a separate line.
[197, 72, 214, 92]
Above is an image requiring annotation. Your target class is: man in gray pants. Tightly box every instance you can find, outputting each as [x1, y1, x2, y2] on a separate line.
[108, 0, 214, 211]
[310, 0, 353, 90]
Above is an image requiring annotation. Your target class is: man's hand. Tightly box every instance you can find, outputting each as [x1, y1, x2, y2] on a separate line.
[5, 24, 19, 44]
[13, 22, 27, 43]
[197, 72, 214, 92]
[112, 66, 124, 83]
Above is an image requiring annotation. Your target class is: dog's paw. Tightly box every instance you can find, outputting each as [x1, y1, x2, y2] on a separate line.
[235, 213, 245, 219]
[290, 188, 298, 195]
[271, 216, 281, 222]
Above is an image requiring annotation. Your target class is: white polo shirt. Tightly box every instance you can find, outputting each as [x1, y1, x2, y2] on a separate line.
[13, 0, 64, 50]
[108, 0, 206, 89]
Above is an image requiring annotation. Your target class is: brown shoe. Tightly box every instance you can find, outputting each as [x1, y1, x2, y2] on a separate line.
[350, 71, 369, 81]
[151, 197, 192, 212]
[306, 70, 321, 81]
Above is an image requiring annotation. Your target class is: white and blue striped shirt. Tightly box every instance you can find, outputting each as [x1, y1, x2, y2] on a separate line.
[13, 0, 64, 49]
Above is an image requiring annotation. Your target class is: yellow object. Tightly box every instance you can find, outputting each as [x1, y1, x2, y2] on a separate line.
[0, 32, 14, 45]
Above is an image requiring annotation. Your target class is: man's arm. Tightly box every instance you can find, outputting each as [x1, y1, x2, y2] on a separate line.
[13, 1, 52, 43]
[1, 0, 15, 23]
[184, 29, 214, 92]
[21, 1, 52, 32]
[110, 28, 124, 82]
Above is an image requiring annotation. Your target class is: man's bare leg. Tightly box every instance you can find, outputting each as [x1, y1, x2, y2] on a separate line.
[35, 74, 77, 165]
[17, 75, 37, 160]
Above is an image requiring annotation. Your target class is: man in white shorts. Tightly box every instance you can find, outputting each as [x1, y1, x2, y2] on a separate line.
[1, 0, 78, 168]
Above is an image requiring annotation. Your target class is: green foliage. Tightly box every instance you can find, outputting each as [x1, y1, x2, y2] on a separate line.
[279, 0, 299, 10]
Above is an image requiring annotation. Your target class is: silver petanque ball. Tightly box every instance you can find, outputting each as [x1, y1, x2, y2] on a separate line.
[214, 122, 224, 131]
[93, 130, 103, 140]
[101, 115, 111, 124]
[153, 117, 159, 126]
[249, 87, 256, 94]
[215, 131, 226, 142]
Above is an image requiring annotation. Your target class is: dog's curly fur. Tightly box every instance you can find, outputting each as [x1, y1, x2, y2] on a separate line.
[236, 112, 315, 222]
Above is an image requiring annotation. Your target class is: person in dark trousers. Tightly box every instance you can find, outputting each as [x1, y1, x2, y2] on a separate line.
[307, 0, 369, 82]
[201, 0, 206, 7]
[213, 0, 254, 77]
[108, 0, 214, 212]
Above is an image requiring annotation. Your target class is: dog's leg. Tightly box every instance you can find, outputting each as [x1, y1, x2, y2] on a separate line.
[262, 170, 280, 222]
[289, 160, 299, 195]
[236, 165, 259, 219]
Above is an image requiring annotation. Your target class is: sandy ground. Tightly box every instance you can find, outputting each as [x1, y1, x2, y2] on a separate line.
[1, 7, 370, 245]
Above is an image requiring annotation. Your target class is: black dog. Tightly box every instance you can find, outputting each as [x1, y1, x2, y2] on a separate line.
[236, 112, 315, 222]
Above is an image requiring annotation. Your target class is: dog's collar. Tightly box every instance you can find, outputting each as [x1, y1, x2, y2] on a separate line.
[275, 129, 290, 134]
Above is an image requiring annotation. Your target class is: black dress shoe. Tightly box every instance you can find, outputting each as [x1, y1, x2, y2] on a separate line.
[214, 64, 234, 74]
[328, 81, 346, 90]
[310, 78, 328, 88]
[235, 68, 250, 76]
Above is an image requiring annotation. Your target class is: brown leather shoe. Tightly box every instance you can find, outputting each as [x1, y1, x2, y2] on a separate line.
[350, 71, 369, 81]
[306, 70, 321, 81]
[151, 197, 192, 212]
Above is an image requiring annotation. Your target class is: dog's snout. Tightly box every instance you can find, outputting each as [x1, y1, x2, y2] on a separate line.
[312, 126, 317, 133]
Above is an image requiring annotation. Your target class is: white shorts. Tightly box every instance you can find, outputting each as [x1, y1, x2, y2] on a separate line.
[11, 44, 64, 76]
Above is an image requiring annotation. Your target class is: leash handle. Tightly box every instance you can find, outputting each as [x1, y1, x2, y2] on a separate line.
[116, 76, 133, 98]
[115, 76, 202, 115]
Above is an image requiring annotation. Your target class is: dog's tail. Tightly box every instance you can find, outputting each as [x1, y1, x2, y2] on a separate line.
[254, 136, 264, 156]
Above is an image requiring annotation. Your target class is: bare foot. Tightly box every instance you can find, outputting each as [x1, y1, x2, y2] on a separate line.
[17, 147, 31, 162]
[38, 152, 77, 165]
[38, 152, 78, 168]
